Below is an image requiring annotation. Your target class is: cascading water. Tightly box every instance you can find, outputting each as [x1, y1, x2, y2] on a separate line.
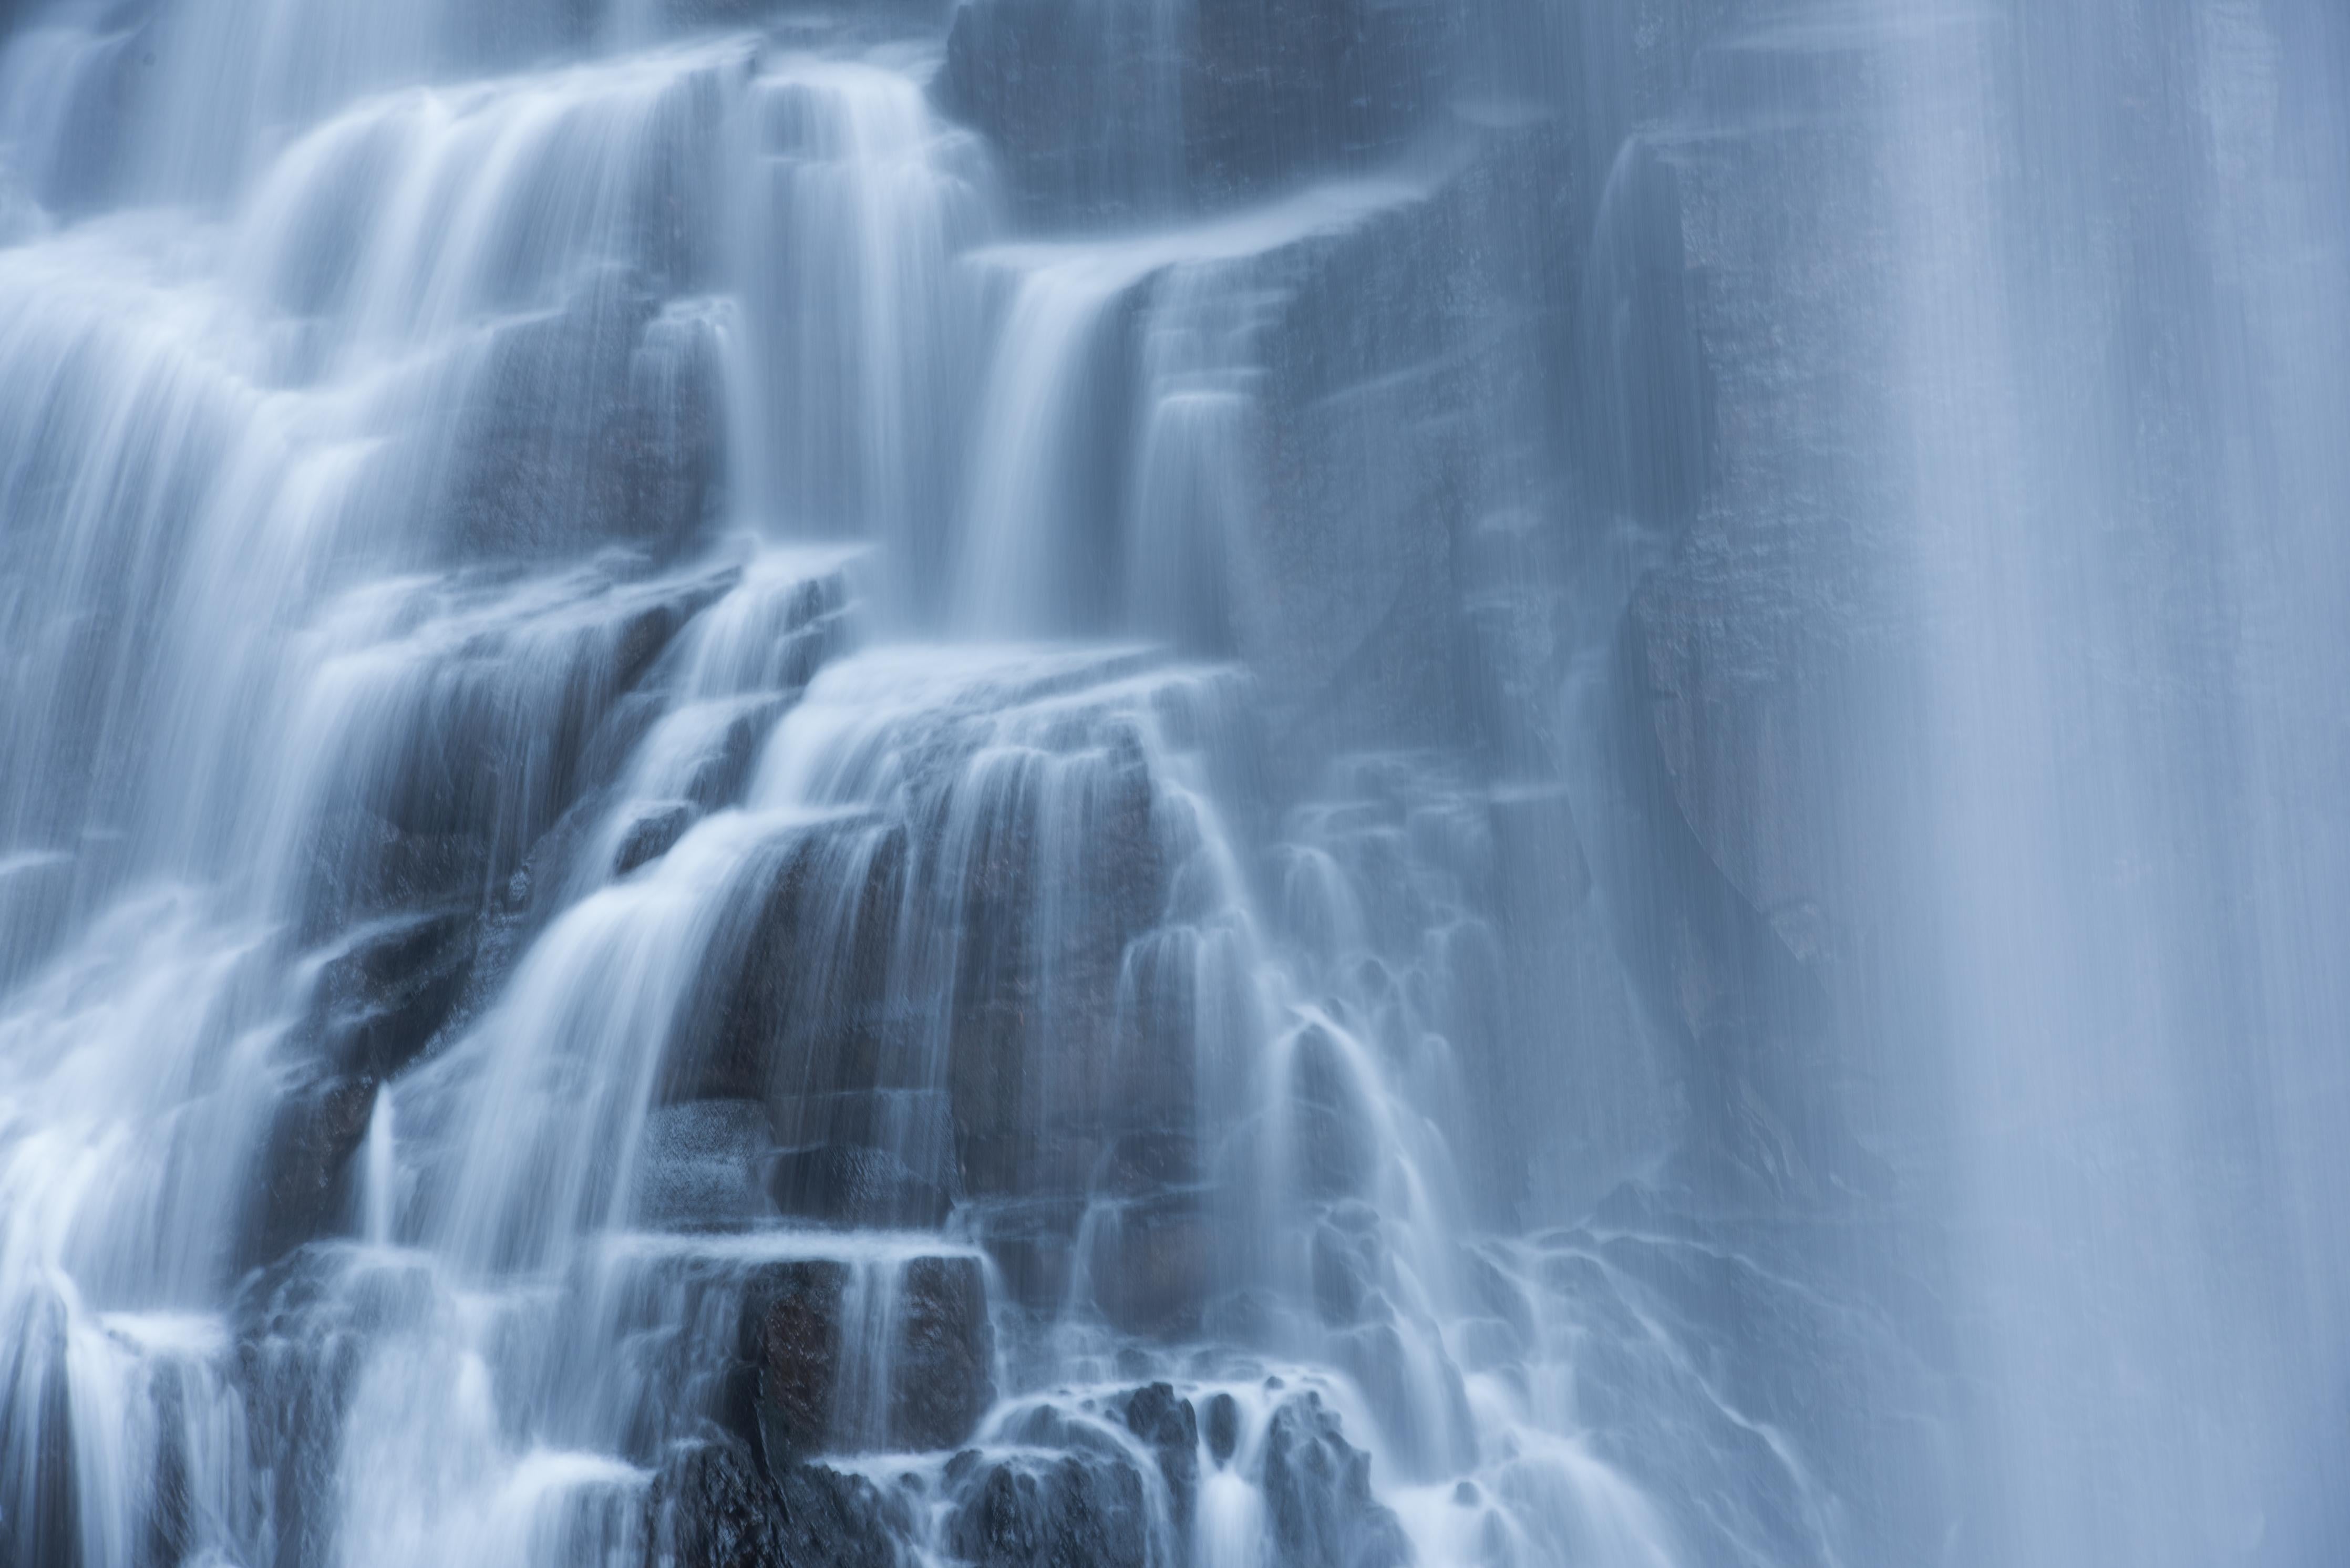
[2, 1, 2345, 1566]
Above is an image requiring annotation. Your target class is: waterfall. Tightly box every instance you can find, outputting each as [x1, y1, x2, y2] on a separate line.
[2, 1, 2345, 1567]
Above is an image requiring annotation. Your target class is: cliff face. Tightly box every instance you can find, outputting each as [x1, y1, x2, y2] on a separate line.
[2, 0, 2347, 1565]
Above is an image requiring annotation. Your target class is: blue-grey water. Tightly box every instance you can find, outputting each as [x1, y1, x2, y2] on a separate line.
[0, 2, 2344, 1565]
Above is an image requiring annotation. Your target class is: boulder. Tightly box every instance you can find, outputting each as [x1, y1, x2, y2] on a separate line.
[1203, 1391, 1241, 1464]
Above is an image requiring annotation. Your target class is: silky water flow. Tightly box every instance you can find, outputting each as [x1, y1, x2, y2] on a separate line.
[1, 1, 2346, 1567]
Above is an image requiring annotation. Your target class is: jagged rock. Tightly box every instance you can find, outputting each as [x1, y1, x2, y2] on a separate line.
[1117, 1383, 1200, 1533]
[946, 1451, 1154, 1568]
[646, 1435, 905, 1568]
[1260, 1394, 1411, 1568]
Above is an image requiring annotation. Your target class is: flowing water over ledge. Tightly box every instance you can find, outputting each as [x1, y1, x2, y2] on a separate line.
[2, 2, 2346, 1566]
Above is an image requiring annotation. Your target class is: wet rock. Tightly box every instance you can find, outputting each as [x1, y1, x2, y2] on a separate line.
[938, 0, 1460, 219]
[1184, 118, 1580, 778]
[947, 1452, 1154, 1568]
[685, 816, 907, 1109]
[1118, 1383, 1200, 1532]
[311, 812, 494, 927]
[765, 1143, 951, 1231]
[1287, 1028, 1378, 1200]
[890, 1255, 996, 1452]
[303, 907, 479, 1081]
[239, 1073, 378, 1273]
[1096, 1130, 1200, 1198]
[633, 1100, 773, 1230]
[613, 800, 697, 876]
[442, 276, 725, 562]
[647, 1435, 905, 1568]
[1310, 1213, 1380, 1326]
[730, 1252, 994, 1459]
[1261, 1394, 1411, 1568]
[1204, 1392, 1241, 1464]
[1086, 1191, 1214, 1340]
[941, 717, 1172, 1202]
[970, 1196, 1087, 1318]
[736, 1259, 850, 1466]
[306, 558, 740, 934]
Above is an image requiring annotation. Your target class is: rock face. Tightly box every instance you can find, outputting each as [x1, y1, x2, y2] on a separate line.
[730, 1254, 994, 1460]
[442, 279, 727, 563]
[646, 1436, 905, 1568]
[765, 1144, 951, 1231]
[889, 1256, 997, 1452]
[937, 0, 1460, 219]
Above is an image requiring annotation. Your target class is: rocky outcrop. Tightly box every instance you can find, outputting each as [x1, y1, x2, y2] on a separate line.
[946, 1448, 1156, 1568]
[1259, 1394, 1411, 1568]
[304, 558, 740, 937]
[1116, 1383, 1200, 1534]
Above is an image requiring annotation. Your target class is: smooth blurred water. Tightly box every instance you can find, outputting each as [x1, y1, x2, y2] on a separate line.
[1, 1, 2344, 1566]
